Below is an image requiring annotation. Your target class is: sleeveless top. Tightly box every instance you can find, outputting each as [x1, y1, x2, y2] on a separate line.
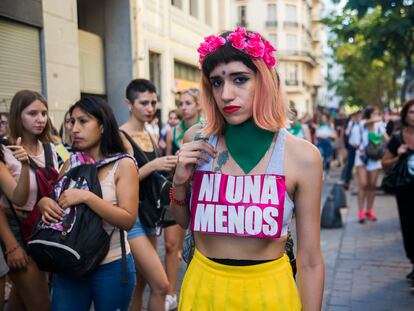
[120, 130, 157, 205]
[100, 160, 131, 264]
[172, 127, 180, 155]
[190, 128, 294, 239]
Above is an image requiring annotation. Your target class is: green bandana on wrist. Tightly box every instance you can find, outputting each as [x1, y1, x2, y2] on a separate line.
[224, 119, 274, 174]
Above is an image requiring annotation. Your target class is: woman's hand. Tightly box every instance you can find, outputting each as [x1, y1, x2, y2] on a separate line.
[397, 144, 408, 156]
[173, 140, 217, 186]
[153, 155, 178, 172]
[6, 137, 29, 164]
[6, 245, 29, 269]
[58, 189, 91, 209]
[38, 197, 64, 224]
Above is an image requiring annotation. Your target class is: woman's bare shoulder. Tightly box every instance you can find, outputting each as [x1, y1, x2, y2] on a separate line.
[285, 132, 322, 171]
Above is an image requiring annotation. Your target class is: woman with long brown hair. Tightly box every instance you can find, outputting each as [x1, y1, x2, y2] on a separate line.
[0, 90, 58, 310]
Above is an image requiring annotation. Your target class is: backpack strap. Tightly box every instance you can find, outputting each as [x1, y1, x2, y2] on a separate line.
[43, 143, 54, 168]
[120, 229, 128, 284]
[96, 153, 137, 169]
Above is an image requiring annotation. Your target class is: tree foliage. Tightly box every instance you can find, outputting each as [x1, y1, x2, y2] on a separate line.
[325, 0, 414, 107]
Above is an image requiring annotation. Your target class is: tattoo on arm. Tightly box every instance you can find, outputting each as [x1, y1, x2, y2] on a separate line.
[214, 151, 229, 173]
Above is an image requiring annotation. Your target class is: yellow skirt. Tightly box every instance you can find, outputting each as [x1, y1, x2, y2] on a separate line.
[178, 249, 301, 311]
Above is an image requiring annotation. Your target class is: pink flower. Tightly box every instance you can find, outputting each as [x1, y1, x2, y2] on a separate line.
[227, 27, 247, 50]
[197, 35, 225, 62]
[245, 33, 265, 58]
[263, 40, 277, 68]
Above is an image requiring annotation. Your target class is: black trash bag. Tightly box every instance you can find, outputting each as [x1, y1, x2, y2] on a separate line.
[321, 195, 343, 229]
[332, 183, 347, 208]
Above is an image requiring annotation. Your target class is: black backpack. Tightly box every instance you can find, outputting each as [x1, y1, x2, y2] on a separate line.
[28, 153, 133, 277]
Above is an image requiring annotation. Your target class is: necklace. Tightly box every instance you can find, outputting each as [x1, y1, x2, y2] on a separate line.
[131, 131, 153, 152]
[224, 119, 274, 174]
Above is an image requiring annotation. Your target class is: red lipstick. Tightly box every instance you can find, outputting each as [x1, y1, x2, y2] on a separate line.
[223, 106, 240, 113]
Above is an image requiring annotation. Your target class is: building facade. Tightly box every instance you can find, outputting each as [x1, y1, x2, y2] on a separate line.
[230, 0, 327, 116]
[0, 0, 231, 126]
[135, 0, 231, 123]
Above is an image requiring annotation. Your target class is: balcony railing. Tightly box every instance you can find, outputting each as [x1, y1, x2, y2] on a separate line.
[278, 50, 318, 66]
[284, 21, 299, 28]
[285, 80, 299, 86]
[265, 20, 278, 27]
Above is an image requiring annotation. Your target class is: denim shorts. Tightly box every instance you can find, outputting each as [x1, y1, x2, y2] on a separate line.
[51, 253, 136, 311]
[127, 216, 157, 240]
[5, 214, 27, 251]
[0, 245, 9, 277]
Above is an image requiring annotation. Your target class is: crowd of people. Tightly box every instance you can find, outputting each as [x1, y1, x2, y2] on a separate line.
[0, 25, 412, 311]
[289, 99, 414, 288]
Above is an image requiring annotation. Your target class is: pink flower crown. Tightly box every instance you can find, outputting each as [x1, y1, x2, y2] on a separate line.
[197, 27, 277, 69]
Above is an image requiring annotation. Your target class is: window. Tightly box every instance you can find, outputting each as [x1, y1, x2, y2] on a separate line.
[190, 0, 198, 18]
[286, 34, 297, 52]
[149, 52, 162, 99]
[237, 5, 247, 27]
[171, 0, 182, 9]
[268, 4, 277, 21]
[286, 63, 299, 85]
[285, 4, 297, 23]
[205, 0, 211, 25]
[269, 34, 277, 48]
[174, 61, 200, 82]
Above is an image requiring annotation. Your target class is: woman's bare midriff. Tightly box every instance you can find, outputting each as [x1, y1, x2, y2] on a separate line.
[194, 233, 287, 260]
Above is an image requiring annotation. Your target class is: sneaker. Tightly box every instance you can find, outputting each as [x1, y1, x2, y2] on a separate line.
[358, 210, 365, 224]
[366, 210, 377, 221]
[165, 294, 178, 311]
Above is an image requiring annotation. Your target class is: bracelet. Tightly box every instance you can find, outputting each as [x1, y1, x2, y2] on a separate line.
[169, 186, 187, 207]
[5, 244, 20, 256]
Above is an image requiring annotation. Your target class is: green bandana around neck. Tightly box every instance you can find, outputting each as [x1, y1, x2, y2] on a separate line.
[224, 119, 274, 174]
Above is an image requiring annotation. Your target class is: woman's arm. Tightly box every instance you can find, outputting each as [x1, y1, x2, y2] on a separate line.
[166, 128, 174, 156]
[0, 143, 30, 206]
[138, 155, 177, 181]
[0, 208, 29, 268]
[58, 158, 139, 230]
[170, 125, 216, 228]
[290, 139, 324, 311]
[381, 144, 408, 171]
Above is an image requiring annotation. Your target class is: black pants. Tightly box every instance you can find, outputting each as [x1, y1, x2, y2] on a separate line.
[342, 145, 356, 184]
[396, 191, 414, 263]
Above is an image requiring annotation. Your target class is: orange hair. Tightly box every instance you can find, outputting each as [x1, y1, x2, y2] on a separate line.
[201, 58, 287, 137]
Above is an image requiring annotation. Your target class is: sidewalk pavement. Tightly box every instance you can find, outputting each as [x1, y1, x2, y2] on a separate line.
[322, 173, 414, 311]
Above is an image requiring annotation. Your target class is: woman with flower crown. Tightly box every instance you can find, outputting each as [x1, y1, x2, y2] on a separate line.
[170, 27, 324, 310]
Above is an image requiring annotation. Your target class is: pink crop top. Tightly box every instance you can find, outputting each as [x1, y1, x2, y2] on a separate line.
[190, 129, 294, 239]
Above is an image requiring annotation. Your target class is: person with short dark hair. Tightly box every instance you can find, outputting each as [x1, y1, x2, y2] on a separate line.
[120, 79, 173, 311]
[382, 99, 414, 282]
